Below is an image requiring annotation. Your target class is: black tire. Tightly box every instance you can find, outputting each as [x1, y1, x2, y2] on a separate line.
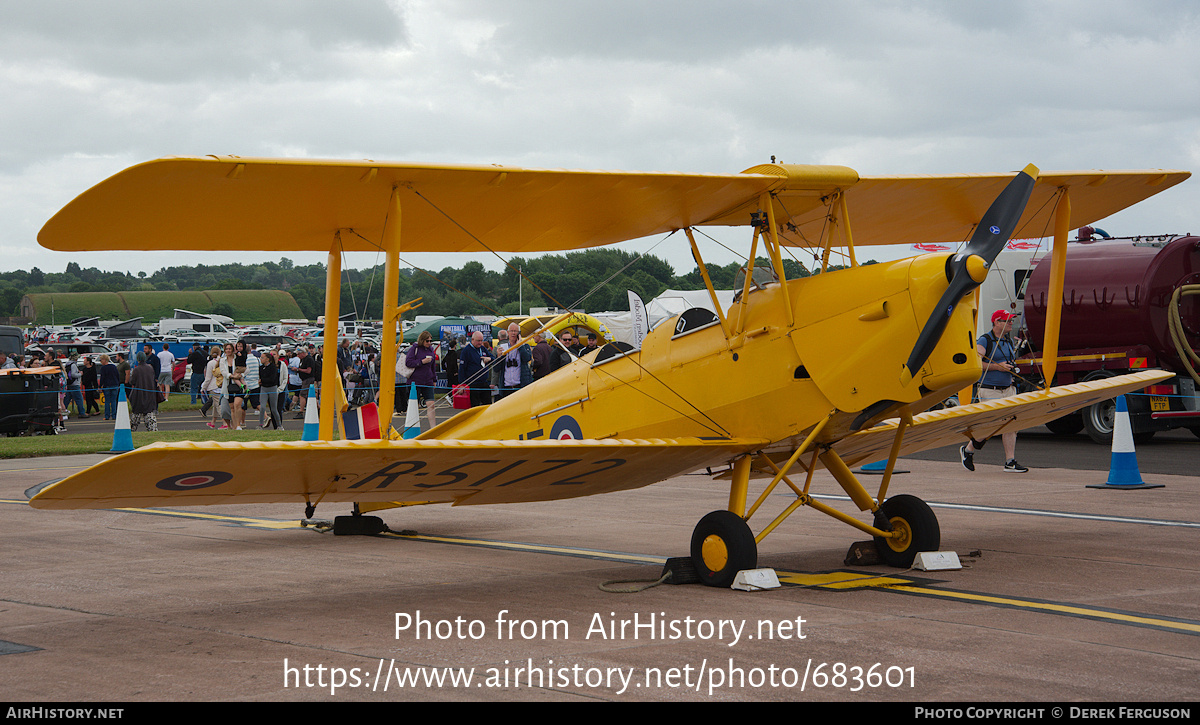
[873, 494, 940, 568]
[1189, 427, 1200, 441]
[1083, 398, 1116, 444]
[1081, 371, 1117, 445]
[1045, 413, 1084, 435]
[690, 510, 757, 588]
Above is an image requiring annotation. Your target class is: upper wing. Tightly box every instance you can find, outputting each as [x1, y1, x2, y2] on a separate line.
[27, 437, 764, 510]
[829, 370, 1172, 466]
[762, 170, 1191, 248]
[37, 156, 792, 254]
[38, 157, 1188, 254]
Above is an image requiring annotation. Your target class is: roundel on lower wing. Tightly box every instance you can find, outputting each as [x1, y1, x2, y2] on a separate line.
[549, 415, 582, 440]
[156, 471, 234, 491]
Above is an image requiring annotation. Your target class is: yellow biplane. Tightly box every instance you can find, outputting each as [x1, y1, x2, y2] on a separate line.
[30, 156, 1188, 586]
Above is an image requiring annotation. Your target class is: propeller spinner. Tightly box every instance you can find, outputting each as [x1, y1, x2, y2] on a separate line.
[900, 163, 1039, 386]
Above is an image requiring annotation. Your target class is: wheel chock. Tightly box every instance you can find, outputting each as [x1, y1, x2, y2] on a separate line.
[731, 568, 780, 591]
[844, 540, 882, 566]
[332, 515, 386, 536]
[913, 551, 962, 571]
[660, 556, 700, 585]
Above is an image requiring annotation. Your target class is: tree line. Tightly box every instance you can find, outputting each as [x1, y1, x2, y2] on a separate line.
[1, 249, 858, 321]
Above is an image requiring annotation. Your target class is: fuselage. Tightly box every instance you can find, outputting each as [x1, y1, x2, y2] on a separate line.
[425, 253, 983, 455]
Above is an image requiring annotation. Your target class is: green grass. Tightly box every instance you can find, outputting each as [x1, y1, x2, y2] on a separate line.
[204, 289, 305, 321]
[24, 289, 305, 325]
[120, 290, 213, 320]
[1, 428, 304, 459]
[25, 292, 127, 323]
[158, 396, 204, 413]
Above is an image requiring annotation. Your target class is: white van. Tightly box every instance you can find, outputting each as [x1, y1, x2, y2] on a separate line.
[157, 317, 236, 339]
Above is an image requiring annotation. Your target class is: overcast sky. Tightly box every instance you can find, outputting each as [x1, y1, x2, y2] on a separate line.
[2, 0, 1197, 279]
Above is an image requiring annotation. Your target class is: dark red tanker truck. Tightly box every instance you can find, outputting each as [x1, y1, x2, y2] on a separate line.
[1019, 233, 1200, 443]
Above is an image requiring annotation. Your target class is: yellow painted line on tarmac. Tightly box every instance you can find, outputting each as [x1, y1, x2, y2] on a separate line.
[380, 529, 664, 565]
[884, 584, 1200, 635]
[6, 498, 663, 562]
[776, 570, 916, 589]
[107, 507, 303, 529]
[773, 569, 1200, 635]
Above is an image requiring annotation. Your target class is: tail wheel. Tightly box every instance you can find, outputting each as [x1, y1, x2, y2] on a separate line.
[690, 510, 757, 588]
[873, 494, 940, 568]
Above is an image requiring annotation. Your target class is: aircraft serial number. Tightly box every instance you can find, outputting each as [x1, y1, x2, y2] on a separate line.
[348, 458, 628, 490]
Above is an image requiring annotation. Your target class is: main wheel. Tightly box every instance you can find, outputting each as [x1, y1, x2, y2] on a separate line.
[690, 510, 757, 588]
[873, 494, 940, 568]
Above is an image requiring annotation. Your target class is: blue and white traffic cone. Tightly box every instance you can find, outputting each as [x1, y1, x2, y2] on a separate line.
[1087, 395, 1164, 490]
[301, 384, 320, 441]
[402, 384, 421, 439]
[106, 385, 134, 454]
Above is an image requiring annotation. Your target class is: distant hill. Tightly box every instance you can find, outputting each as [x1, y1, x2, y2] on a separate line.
[20, 290, 304, 325]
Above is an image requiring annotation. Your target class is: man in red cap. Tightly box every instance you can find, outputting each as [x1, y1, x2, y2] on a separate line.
[961, 309, 1028, 473]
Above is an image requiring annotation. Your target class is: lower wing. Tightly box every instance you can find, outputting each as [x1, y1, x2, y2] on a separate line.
[27, 437, 765, 510]
[830, 370, 1172, 465]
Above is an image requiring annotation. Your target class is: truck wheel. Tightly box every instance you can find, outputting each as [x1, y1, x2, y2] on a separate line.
[1082, 398, 1116, 445]
[1190, 427, 1200, 440]
[1045, 413, 1084, 435]
[1081, 371, 1117, 445]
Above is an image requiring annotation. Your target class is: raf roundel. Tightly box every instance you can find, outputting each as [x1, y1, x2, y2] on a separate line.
[549, 415, 583, 440]
[156, 471, 234, 492]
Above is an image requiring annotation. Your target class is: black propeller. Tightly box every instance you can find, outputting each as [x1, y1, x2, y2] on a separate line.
[901, 163, 1039, 385]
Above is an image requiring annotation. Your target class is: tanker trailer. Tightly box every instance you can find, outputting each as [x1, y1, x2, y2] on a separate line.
[1021, 234, 1200, 443]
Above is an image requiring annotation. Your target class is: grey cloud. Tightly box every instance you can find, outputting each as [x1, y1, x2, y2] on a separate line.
[1, 0, 405, 83]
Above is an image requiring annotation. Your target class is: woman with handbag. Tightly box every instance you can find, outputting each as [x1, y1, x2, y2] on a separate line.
[258, 351, 283, 430]
[98, 354, 121, 420]
[404, 330, 439, 431]
[218, 343, 242, 430]
[201, 347, 223, 428]
[128, 352, 159, 432]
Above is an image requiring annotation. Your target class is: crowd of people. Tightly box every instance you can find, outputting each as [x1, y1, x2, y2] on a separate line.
[425, 324, 600, 411]
[2, 345, 165, 430]
[194, 339, 378, 431]
[2, 325, 601, 436]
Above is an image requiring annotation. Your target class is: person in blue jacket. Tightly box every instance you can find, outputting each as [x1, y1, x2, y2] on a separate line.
[458, 331, 494, 408]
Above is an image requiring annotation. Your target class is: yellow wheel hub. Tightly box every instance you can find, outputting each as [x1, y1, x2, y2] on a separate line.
[701, 534, 729, 571]
[885, 516, 912, 553]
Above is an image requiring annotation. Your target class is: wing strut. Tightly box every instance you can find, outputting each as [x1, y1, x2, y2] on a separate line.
[684, 228, 730, 339]
[1040, 187, 1071, 389]
[319, 234, 343, 440]
[378, 186, 404, 429]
